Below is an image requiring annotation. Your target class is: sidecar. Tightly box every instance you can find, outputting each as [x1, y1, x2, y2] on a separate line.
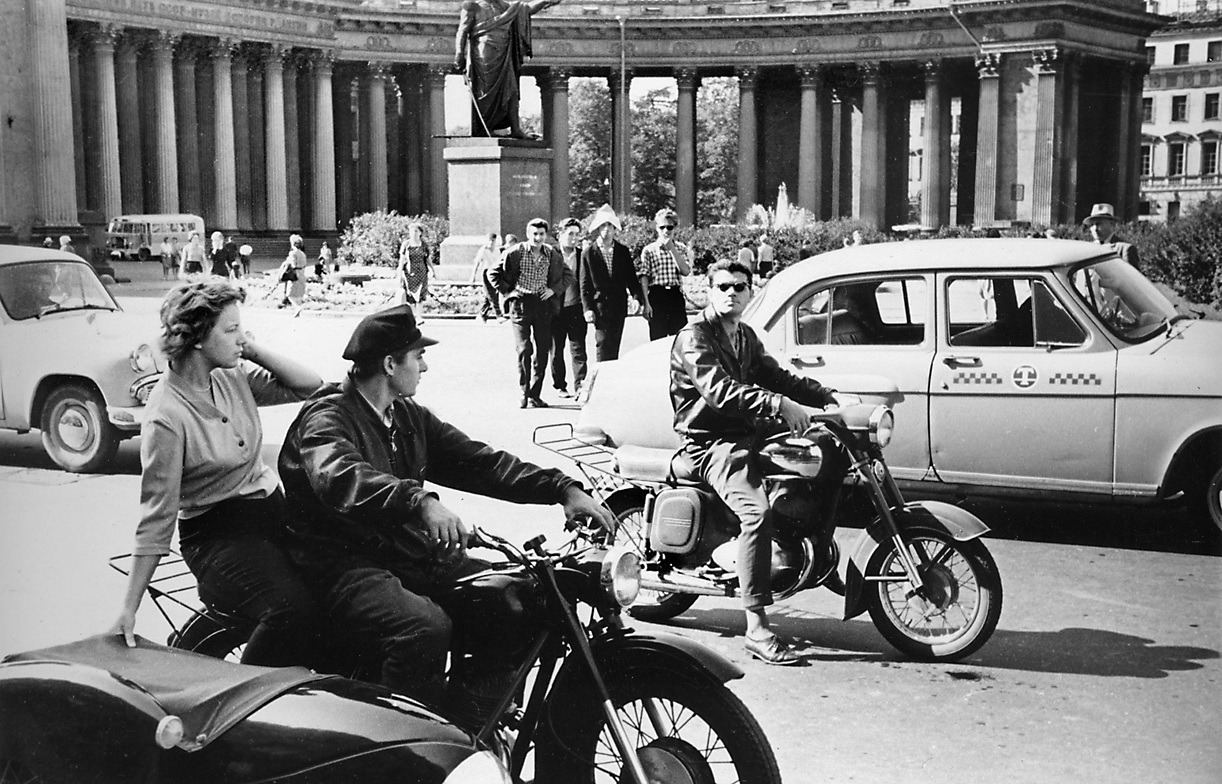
[0, 635, 509, 784]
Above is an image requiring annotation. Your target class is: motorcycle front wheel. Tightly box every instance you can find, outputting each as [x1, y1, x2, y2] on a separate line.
[866, 526, 1002, 662]
[537, 669, 781, 784]
[605, 490, 700, 623]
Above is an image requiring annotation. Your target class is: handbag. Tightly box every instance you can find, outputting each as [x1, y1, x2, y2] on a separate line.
[280, 266, 298, 283]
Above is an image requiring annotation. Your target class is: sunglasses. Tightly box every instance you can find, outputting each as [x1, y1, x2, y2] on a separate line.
[715, 282, 750, 293]
[658, 225, 676, 231]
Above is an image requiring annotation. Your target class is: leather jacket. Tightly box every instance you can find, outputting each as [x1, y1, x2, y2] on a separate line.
[671, 307, 837, 442]
[279, 381, 579, 572]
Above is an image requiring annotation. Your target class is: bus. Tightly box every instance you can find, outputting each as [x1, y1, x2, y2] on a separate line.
[105, 214, 206, 261]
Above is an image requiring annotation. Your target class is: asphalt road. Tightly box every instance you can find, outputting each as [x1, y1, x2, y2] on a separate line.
[1, 283, 1219, 784]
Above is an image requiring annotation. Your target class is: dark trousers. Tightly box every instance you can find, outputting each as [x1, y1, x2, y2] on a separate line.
[480, 270, 502, 319]
[507, 294, 552, 398]
[179, 492, 318, 667]
[550, 303, 588, 392]
[648, 285, 689, 340]
[593, 312, 627, 362]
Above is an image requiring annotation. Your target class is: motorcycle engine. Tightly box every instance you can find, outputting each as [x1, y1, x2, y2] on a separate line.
[768, 478, 820, 533]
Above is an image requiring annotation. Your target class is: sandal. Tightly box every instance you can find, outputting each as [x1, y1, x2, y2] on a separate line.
[744, 634, 801, 666]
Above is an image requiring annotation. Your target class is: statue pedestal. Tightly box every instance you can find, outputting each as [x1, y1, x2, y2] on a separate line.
[438, 138, 553, 282]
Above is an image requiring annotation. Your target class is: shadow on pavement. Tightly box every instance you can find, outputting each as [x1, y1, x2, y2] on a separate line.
[0, 431, 142, 476]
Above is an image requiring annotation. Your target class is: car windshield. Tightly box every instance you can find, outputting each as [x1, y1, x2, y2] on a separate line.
[0, 261, 119, 321]
[742, 277, 770, 321]
[1067, 258, 1179, 343]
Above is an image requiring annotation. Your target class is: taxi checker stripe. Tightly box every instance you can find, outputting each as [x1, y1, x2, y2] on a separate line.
[1049, 372, 1101, 386]
[953, 371, 1003, 385]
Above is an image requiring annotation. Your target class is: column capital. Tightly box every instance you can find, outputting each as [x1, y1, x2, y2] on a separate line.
[1032, 47, 1061, 74]
[674, 66, 700, 90]
[923, 58, 945, 81]
[797, 64, 823, 88]
[735, 66, 759, 88]
[150, 31, 180, 58]
[87, 23, 122, 52]
[264, 44, 293, 67]
[211, 38, 241, 61]
[608, 68, 633, 93]
[548, 66, 573, 88]
[175, 39, 202, 65]
[858, 61, 883, 85]
[974, 52, 1002, 78]
[307, 49, 337, 73]
[117, 30, 146, 58]
[425, 64, 451, 87]
[368, 60, 392, 81]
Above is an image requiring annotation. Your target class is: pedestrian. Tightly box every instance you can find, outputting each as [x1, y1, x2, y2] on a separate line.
[798, 244, 816, 261]
[209, 231, 237, 278]
[736, 239, 756, 273]
[42, 237, 54, 249]
[1082, 203, 1139, 267]
[58, 235, 75, 256]
[579, 203, 648, 362]
[108, 277, 323, 667]
[637, 208, 692, 341]
[280, 234, 308, 311]
[397, 222, 436, 305]
[158, 236, 176, 279]
[180, 231, 207, 277]
[757, 234, 774, 277]
[319, 240, 337, 273]
[843, 229, 864, 248]
[549, 217, 586, 399]
[490, 218, 565, 408]
[237, 245, 253, 279]
[470, 232, 503, 322]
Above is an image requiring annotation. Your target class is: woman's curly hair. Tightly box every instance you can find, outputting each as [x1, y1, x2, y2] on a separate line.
[159, 278, 246, 362]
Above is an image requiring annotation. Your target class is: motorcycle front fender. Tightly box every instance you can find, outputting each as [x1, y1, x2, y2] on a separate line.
[842, 501, 990, 620]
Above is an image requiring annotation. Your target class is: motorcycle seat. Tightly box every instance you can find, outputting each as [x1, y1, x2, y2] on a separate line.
[614, 445, 700, 485]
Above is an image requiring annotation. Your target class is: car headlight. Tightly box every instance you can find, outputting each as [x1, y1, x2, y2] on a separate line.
[601, 546, 641, 607]
[130, 343, 156, 373]
[442, 749, 512, 784]
[868, 406, 894, 448]
[154, 715, 184, 749]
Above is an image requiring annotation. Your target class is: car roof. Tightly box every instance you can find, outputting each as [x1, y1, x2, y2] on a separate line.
[108, 213, 204, 221]
[0, 247, 91, 266]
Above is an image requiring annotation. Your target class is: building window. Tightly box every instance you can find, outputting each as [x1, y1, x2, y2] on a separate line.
[1206, 93, 1220, 120]
[1173, 43, 1190, 65]
[1146, 46, 1156, 64]
[1169, 142, 1185, 176]
[1171, 94, 1188, 122]
[1141, 145, 1152, 176]
[1204, 141, 1219, 175]
[1142, 97, 1153, 122]
[1208, 40, 1221, 63]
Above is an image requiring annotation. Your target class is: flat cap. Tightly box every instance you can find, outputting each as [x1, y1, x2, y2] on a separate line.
[342, 304, 438, 361]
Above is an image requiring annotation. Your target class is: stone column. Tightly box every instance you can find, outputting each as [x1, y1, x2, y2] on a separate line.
[1031, 48, 1063, 227]
[921, 59, 950, 229]
[283, 53, 301, 230]
[68, 28, 87, 211]
[397, 67, 424, 216]
[858, 62, 885, 228]
[311, 51, 337, 232]
[797, 64, 825, 217]
[427, 65, 449, 217]
[972, 53, 1002, 228]
[232, 48, 253, 230]
[609, 69, 632, 214]
[367, 62, 390, 213]
[735, 66, 758, 220]
[675, 67, 699, 227]
[830, 85, 854, 219]
[247, 54, 266, 231]
[116, 33, 144, 214]
[1114, 59, 1137, 221]
[31, 0, 80, 228]
[262, 46, 290, 231]
[545, 67, 572, 222]
[211, 39, 239, 231]
[174, 42, 201, 216]
[1124, 61, 1148, 221]
[150, 32, 180, 213]
[89, 25, 123, 223]
[1060, 54, 1081, 223]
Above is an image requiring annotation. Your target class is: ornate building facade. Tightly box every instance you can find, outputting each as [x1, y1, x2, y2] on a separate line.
[0, 0, 1161, 247]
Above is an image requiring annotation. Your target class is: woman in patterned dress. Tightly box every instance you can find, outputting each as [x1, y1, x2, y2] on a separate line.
[397, 222, 435, 305]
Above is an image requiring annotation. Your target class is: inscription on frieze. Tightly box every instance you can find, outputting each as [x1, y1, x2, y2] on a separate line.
[918, 32, 944, 47]
[858, 35, 883, 50]
[365, 35, 394, 51]
[85, 0, 328, 37]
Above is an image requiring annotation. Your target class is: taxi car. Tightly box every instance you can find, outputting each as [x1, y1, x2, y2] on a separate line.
[576, 239, 1222, 530]
[0, 247, 161, 472]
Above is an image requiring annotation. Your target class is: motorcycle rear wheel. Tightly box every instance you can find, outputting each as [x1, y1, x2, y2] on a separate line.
[173, 613, 248, 662]
[865, 526, 1002, 662]
[606, 490, 700, 623]
[537, 668, 781, 784]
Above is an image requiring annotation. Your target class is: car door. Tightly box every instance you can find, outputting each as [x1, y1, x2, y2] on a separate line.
[777, 274, 936, 481]
[928, 272, 1117, 493]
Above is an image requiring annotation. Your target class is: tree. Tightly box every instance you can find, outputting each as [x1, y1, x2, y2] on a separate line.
[567, 78, 613, 220]
[631, 88, 677, 220]
[696, 78, 739, 225]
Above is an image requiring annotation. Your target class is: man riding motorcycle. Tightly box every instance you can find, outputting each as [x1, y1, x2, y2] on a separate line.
[671, 259, 842, 666]
[278, 304, 616, 706]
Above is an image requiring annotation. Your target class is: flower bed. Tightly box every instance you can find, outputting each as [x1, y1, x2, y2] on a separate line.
[242, 269, 484, 316]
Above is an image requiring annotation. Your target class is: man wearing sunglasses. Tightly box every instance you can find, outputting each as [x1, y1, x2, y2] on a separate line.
[671, 259, 839, 665]
[637, 208, 692, 340]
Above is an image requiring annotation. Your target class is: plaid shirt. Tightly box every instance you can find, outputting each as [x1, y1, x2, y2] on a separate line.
[514, 244, 551, 296]
[638, 240, 689, 288]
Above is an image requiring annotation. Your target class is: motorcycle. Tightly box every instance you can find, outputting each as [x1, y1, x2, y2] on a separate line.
[535, 403, 1003, 662]
[110, 521, 783, 784]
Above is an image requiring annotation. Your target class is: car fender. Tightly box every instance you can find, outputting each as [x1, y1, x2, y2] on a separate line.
[842, 501, 990, 620]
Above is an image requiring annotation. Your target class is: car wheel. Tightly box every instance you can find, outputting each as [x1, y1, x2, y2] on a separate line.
[137, 247, 151, 261]
[39, 383, 120, 473]
[1190, 463, 1222, 533]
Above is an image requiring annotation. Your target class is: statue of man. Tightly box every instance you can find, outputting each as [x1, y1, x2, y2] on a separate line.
[455, 0, 562, 139]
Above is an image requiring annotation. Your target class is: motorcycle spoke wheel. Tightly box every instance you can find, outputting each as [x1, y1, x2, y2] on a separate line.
[0, 760, 42, 784]
[866, 528, 1002, 662]
[608, 494, 699, 623]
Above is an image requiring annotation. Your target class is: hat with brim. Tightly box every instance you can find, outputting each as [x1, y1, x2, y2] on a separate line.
[342, 304, 438, 361]
[1082, 203, 1118, 226]
[588, 203, 622, 233]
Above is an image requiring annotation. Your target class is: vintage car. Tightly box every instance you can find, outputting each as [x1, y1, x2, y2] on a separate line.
[577, 239, 1222, 530]
[0, 635, 510, 784]
[0, 247, 161, 472]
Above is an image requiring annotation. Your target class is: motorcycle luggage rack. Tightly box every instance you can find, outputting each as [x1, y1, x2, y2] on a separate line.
[108, 551, 198, 636]
[533, 423, 627, 500]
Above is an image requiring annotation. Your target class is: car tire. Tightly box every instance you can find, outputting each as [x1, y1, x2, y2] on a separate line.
[39, 383, 120, 473]
[137, 247, 151, 261]
[1190, 462, 1222, 533]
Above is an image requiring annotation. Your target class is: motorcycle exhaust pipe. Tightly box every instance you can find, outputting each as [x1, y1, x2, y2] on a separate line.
[640, 574, 731, 597]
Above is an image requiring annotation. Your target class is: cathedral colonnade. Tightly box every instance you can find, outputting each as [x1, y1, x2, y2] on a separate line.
[1, 1, 1161, 246]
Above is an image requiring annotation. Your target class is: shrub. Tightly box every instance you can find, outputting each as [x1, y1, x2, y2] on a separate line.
[1136, 197, 1222, 308]
[337, 211, 450, 268]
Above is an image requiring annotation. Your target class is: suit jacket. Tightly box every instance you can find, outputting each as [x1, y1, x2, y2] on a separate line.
[579, 240, 645, 324]
[490, 242, 568, 314]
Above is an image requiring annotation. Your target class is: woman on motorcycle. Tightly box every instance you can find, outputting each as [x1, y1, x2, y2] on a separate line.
[110, 278, 324, 667]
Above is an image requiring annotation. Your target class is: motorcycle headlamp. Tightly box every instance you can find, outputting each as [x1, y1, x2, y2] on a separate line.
[130, 343, 156, 373]
[442, 749, 513, 784]
[868, 406, 894, 448]
[601, 546, 641, 607]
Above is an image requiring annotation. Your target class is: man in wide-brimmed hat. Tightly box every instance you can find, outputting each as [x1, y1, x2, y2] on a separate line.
[1082, 203, 1139, 268]
[579, 204, 649, 362]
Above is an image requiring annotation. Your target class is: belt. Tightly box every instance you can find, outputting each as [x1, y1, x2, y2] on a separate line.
[651, 284, 680, 291]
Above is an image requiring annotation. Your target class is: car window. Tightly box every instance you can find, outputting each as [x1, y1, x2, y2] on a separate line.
[947, 277, 1084, 348]
[795, 277, 926, 346]
[1069, 258, 1178, 343]
[0, 261, 118, 320]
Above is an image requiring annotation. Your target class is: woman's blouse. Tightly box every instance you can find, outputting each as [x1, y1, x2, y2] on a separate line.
[133, 365, 308, 556]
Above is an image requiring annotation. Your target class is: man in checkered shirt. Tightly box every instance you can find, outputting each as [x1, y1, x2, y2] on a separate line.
[637, 208, 693, 340]
[490, 218, 570, 408]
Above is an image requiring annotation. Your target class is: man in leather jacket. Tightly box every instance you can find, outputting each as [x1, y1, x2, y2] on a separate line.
[279, 304, 614, 704]
[671, 259, 838, 666]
